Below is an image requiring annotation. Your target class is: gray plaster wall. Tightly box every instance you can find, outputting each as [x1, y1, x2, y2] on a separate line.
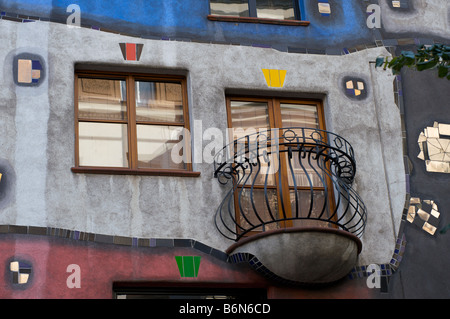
[0, 19, 405, 265]
[380, 0, 450, 38]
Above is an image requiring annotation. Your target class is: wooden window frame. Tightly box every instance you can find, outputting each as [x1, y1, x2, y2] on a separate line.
[207, 0, 310, 26]
[72, 71, 200, 177]
[226, 96, 336, 235]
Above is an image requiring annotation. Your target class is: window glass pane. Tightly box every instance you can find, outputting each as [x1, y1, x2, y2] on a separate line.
[280, 103, 321, 144]
[78, 122, 129, 167]
[255, 0, 295, 20]
[238, 188, 280, 232]
[290, 190, 331, 227]
[210, 0, 249, 17]
[280, 103, 319, 128]
[135, 81, 184, 123]
[280, 104, 324, 187]
[137, 125, 186, 170]
[236, 146, 277, 186]
[78, 78, 127, 121]
[286, 150, 325, 187]
[230, 101, 270, 141]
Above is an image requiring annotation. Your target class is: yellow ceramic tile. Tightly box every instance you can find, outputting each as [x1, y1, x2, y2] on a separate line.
[262, 69, 271, 87]
[262, 69, 286, 88]
[269, 69, 280, 87]
[278, 70, 287, 87]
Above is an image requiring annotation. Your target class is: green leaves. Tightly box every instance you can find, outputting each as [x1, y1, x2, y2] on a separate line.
[376, 44, 450, 80]
[438, 65, 449, 78]
[440, 223, 450, 234]
[375, 56, 385, 68]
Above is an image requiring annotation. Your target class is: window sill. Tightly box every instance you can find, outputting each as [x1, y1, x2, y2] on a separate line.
[71, 167, 201, 177]
[207, 15, 310, 26]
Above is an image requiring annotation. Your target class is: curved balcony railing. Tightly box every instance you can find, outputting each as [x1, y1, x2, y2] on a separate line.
[213, 127, 367, 241]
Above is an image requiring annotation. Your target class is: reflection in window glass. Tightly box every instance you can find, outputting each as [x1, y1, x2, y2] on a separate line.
[290, 190, 330, 228]
[255, 0, 295, 20]
[239, 188, 280, 232]
[280, 104, 318, 129]
[137, 125, 186, 170]
[135, 81, 184, 123]
[230, 101, 270, 141]
[237, 147, 277, 186]
[78, 122, 129, 168]
[210, 0, 249, 17]
[286, 152, 324, 188]
[78, 78, 127, 121]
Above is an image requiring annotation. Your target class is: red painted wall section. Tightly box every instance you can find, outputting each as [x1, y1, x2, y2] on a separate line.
[0, 234, 266, 299]
[0, 234, 382, 299]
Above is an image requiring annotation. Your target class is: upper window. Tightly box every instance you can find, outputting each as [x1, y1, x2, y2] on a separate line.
[73, 72, 197, 176]
[210, 0, 301, 21]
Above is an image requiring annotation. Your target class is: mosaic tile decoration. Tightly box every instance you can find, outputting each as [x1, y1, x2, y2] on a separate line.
[407, 197, 440, 235]
[391, 0, 409, 9]
[228, 252, 301, 286]
[119, 43, 144, 61]
[343, 77, 368, 100]
[12, 54, 45, 87]
[0, 224, 336, 287]
[346, 79, 365, 96]
[0, 225, 228, 263]
[10, 260, 32, 284]
[417, 122, 450, 173]
[262, 69, 287, 88]
[390, 232, 407, 270]
[175, 256, 201, 278]
[318, 0, 331, 16]
[348, 263, 392, 292]
[18, 59, 42, 84]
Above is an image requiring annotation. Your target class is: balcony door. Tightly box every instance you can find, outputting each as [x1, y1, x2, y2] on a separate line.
[226, 96, 335, 234]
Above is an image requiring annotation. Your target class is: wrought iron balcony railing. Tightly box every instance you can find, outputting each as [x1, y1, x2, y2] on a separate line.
[213, 127, 367, 241]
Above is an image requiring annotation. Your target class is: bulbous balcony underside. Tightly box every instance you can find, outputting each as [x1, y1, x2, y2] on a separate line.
[227, 227, 362, 285]
[214, 127, 367, 285]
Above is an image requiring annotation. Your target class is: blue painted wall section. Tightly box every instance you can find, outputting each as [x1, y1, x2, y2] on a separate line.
[0, 0, 373, 52]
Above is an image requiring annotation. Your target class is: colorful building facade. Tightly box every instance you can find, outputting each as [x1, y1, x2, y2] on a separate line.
[0, 0, 449, 299]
